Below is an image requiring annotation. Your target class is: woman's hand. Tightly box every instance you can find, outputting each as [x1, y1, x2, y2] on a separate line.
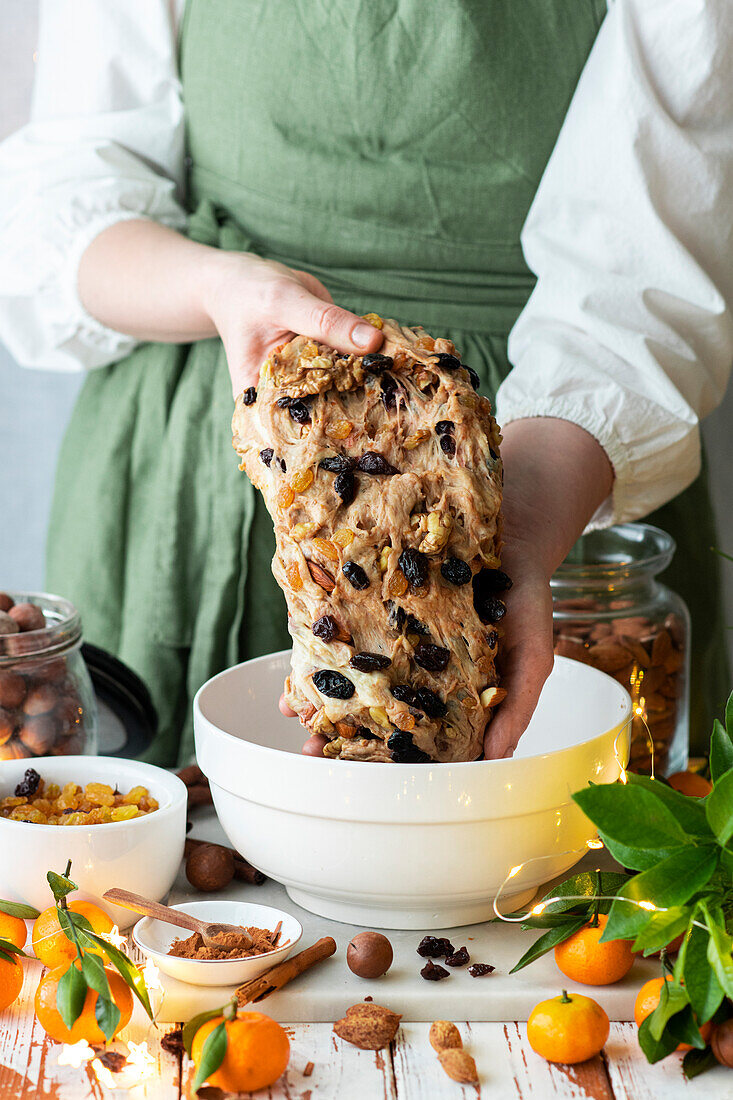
[483, 418, 614, 758]
[205, 252, 383, 396]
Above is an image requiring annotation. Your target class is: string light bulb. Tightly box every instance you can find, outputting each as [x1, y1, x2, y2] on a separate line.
[57, 1040, 95, 1068]
[142, 956, 162, 992]
[99, 925, 128, 952]
[126, 1039, 156, 1078]
[91, 1058, 117, 1089]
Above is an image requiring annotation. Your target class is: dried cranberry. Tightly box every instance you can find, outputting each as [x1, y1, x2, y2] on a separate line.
[468, 963, 495, 977]
[414, 642, 450, 672]
[487, 630, 498, 649]
[312, 616, 340, 643]
[312, 670, 355, 700]
[417, 936, 455, 958]
[387, 603, 406, 632]
[432, 353, 461, 371]
[466, 366, 481, 391]
[318, 455, 355, 473]
[413, 688, 447, 718]
[440, 557, 471, 586]
[355, 452, 398, 476]
[14, 768, 41, 798]
[243, 386, 257, 406]
[349, 652, 392, 672]
[259, 448, 274, 467]
[288, 400, 311, 424]
[334, 470, 356, 505]
[362, 353, 394, 372]
[421, 960, 450, 981]
[445, 946, 470, 967]
[439, 434, 456, 457]
[434, 420, 454, 436]
[398, 548, 428, 588]
[342, 562, 370, 590]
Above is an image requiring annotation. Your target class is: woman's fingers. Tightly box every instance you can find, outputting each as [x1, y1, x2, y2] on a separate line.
[276, 281, 384, 357]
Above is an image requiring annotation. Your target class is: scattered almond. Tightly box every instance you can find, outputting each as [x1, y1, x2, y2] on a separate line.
[429, 1020, 463, 1053]
[333, 1002, 401, 1050]
[438, 1048, 478, 1084]
[307, 560, 336, 592]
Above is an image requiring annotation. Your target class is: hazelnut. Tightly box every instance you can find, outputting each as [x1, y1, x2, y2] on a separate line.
[185, 843, 235, 892]
[27, 658, 67, 684]
[9, 603, 46, 633]
[23, 683, 59, 717]
[0, 593, 14, 613]
[52, 733, 83, 755]
[302, 734, 328, 757]
[19, 715, 58, 755]
[0, 611, 19, 635]
[347, 931, 393, 979]
[0, 671, 26, 709]
[0, 740, 32, 761]
[0, 708, 16, 746]
[56, 696, 82, 736]
[712, 1019, 733, 1067]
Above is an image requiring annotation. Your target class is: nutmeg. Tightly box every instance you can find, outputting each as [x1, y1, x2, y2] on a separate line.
[185, 842, 235, 892]
[0, 671, 25, 709]
[0, 611, 19, 635]
[347, 931, 393, 979]
[711, 1018, 733, 1067]
[0, 593, 14, 613]
[8, 603, 46, 633]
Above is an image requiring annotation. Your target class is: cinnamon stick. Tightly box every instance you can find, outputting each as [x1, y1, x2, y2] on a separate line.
[236, 937, 336, 1006]
[184, 838, 266, 885]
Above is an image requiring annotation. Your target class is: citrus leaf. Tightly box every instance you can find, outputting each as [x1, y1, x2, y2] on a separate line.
[81, 930, 153, 1019]
[706, 769, 733, 846]
[648, 978, 689, 1042]
[638, 1012, 680, 1064]
[192, 1020, 228, 1093]
[631, 907, 689, 956]
[573, 784, 690, 852]
[81, 952, 111, 999]
[56, 964, 87, 1030]
[683, 1046, 718, 1079]
[603, 847, 717, 942]
[509, 917, 588, 973]
[0, 900, 40, 920]
[183, 1007, 226, 1056]
[57, 906, 80, 948]
[710, 719, 733, 785]
[725, 690, 733, 738]
[94, 994, 121, 1043]
[47, 870, 77, 903]
[627, 774, 712, 835]
[517, 870, 629, 929]
[666, 1005, 707, 1050]
[704, 909, 733, 999]
[684, 923, 725, 1023]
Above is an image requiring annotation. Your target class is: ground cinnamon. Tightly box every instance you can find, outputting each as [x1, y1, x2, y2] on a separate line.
[168, 925, 282, 960]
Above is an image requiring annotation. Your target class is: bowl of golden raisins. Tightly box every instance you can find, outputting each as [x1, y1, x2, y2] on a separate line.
[0, 756, 187, 927]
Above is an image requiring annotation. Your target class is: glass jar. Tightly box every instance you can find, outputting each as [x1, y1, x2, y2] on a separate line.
[551, 524, 689, 776]
[0, 592, 98, 761]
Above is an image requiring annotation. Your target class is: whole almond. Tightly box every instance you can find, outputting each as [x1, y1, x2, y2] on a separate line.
[554, 638, 590, 664]
[651, 629, 672, 667]
[333, 1002, 401, 1050]
[587, 642, 631, 672]
[438, 1048, 478, 1084]
[307, 560, 335, 592]
[429, 1020, 462, 1053]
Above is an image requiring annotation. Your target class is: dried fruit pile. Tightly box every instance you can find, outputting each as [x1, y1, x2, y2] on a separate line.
[232, 317, 505, 762]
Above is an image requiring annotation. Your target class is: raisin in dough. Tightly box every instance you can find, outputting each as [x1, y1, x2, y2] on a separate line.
[232, 317, 507, 763]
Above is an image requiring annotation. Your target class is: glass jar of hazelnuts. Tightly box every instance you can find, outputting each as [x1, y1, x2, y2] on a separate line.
[0, 592, 98, 761]
[551, 524, 689, 777]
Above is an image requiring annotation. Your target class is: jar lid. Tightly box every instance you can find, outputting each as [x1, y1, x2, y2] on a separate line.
[552, 523, 676, 585]
[82, 643, 158, 758]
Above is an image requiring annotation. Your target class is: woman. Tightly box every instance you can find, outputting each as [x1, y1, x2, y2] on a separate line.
[0, 0, 730, 764]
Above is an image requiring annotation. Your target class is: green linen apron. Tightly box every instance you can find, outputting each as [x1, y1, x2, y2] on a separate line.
[47, 0, 729, 764]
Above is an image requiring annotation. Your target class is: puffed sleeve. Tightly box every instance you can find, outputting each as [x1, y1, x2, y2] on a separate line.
[496, 0, 733, 527]
[0, 0, 187, 371]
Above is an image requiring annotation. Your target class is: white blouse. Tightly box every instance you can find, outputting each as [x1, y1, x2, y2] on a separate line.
[1, 0, 732, 527]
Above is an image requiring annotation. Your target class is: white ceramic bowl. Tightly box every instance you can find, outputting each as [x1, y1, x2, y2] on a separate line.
[0, 756, 187, 929]
[194, 652, 630, 929]
[132, 899, 303, 987]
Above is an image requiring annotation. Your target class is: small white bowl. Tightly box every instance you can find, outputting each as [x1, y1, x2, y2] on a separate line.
[0, 756, 187, 929]
[132, 900, 303, 987]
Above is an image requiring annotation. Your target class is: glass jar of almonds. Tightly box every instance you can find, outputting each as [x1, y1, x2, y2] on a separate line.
[551, 524, 689, 776]
[0, 592, 98, 761]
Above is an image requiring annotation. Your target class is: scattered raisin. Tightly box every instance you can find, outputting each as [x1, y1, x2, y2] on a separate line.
[356, 452, 398, 476]
[445, 947, 470, 967]
[489, 447, 499, 462]
[434, 420, 454, 435]
[466, 366, 481, 391]
[98, 1051, 127, 1073]
[439, 434, 456, 457]
[468, 963, 495, 977]
[414, 688, 447, 718]
[312, 616, 340, 643]
[380, 374, 398, 409]
[387, 602, 406, 632]
[386, 731, 430, 762]
[312, 670, 355, 700]
[440, 557, 471, 586]
[356, 726, 376, 739]
[414, 642, 450, 673]
[475, 596, 506, 625]
[473, 570, 510, 623]
[276, 396, 293, 408]
[391, 684, 418, 707]
[161, 1029, 184, 1056]
[349, 652, 392, 672]
[487, 569, 513, 592]
[362, 353, 394, 372]
[259, 448, 274, 467]
[342, 562, 370, 590]
[406, 615, 429, 636]
[319, 455, 355, 473]
[398, 548, 428, 588]
[421, 960, 450, 981]
[243, 386, 257, 406]
[14, 768, 41, 798]
[288, 400, 312, 424]
[432, 353, 461, 371]
[274, 456, 287, 473]
[417, 936, 455, 958]
[334, 470, 356, 505]
[487, 630, 498, 648]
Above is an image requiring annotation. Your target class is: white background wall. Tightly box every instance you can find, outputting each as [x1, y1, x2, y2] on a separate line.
[1, 1, 732, 670]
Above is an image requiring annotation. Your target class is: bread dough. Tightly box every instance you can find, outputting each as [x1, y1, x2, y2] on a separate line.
[232, 317, 507, 762]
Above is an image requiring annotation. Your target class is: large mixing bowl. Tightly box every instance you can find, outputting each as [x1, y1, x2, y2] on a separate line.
[194, 652, 630, 929]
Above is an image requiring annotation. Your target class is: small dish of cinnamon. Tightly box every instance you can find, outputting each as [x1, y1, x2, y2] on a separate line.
[132, 900, 303, 988]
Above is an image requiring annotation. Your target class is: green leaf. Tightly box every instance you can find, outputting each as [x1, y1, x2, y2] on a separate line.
[627, 774, 713, 835]
[684, 923, 725, 1023]
[704, 908, 733, 999]
[94, 994, 121, 1043]
[0, 900, 40, 920]
[710, 719, 733, 784]
[706, 768, 733, 846]
[56, 965, 87, 1030]
[666, 1005, 707, 1050]
[726, 690, 733, 737]
[631, 907, 690, 956]
[603, 847, 718, 942]
[81, 952, 111, 999]
[509, 917, 588, 974]
[597, 836, 681, 873]
[517, 871, 629, 928]
[192, 1020, 228, 1093]
[573, 784, 690, 853]
[638, 1013, 680, 1064]
[648, 977, 689, 1041]
[80, 930, 153, 1019]
[682, 1046, 718, 1079]
[183, 1007, 227, 1057]
[47, 870, 77, 903]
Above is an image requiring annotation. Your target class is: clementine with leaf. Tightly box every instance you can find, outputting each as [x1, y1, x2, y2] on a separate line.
[32, 901, 113, 968]
[554, 913, 635, 986]
[191, 1011, 290, 1093]
[35, 962, 132, 1043]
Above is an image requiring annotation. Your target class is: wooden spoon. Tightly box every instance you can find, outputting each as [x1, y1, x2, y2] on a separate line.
[103, 888, 253, 950]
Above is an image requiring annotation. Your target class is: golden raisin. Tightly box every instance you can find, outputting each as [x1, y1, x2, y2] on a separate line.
[404, 430, 431, 450]
[111, 805, 139, 822]
[393, 711, 416, 731]
[388, 569, 409, 597]
[326, 420, 353, 441]
[312, 538, 339, 561]
[286, 563, 304, 591]
[290, 522, 317, 542]
[362, 313, 384, 330]
[277, 484, 295, 509]
[291, 468, 314, 493]
[332, 528, 354, 549]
